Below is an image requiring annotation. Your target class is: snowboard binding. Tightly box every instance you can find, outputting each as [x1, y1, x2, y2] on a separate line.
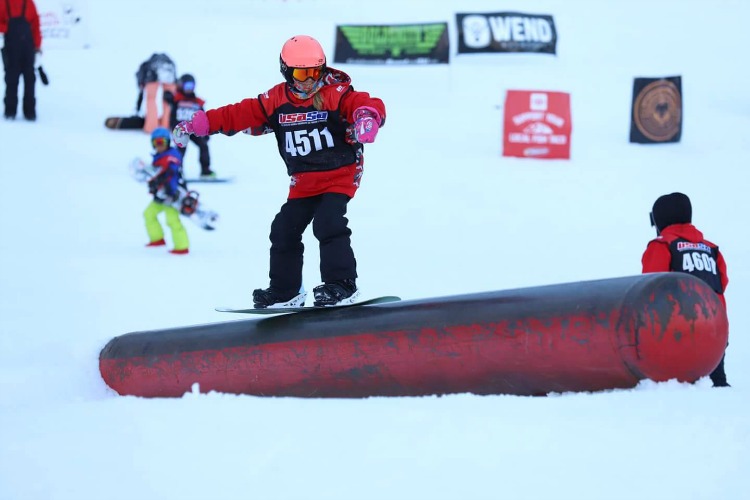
[180, 191, 199, 216]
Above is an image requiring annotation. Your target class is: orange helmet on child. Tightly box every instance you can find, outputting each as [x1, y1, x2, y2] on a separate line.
[279, 35, 327, 93]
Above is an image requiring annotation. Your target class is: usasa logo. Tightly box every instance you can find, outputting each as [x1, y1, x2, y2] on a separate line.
[279, 111, 329, 124]
[676, 242, 711, 252]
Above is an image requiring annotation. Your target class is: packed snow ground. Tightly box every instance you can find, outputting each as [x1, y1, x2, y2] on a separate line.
[1, 1, 748, 499]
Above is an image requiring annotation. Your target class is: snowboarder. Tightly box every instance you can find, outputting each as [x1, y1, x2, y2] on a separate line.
[143, 127, 190, 255]
[136, 53, 176, 133]
[1, 0, 42, 121]
[642, 192, 730, 387]
[167, 73, 215, 179]
[173, 34, 385, 308]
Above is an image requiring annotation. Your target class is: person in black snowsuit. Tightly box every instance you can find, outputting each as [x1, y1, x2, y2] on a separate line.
[0, 0, 42, 120]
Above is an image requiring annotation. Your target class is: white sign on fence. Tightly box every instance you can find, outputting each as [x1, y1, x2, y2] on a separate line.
[36, 0, 90, 49]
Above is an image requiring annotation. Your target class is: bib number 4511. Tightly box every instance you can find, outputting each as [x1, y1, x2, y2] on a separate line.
[285, 128, 334, 156]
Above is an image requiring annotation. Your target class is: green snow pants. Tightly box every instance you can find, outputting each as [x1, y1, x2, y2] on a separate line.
[144, 201, 189, 251]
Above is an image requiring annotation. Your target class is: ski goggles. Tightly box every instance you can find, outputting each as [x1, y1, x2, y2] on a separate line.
[152, 137, 169, 148]
[181, 81, 195, 92]
[291, 65, 324, 82]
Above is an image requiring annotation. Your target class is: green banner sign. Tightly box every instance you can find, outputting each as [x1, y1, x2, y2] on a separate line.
[334, 23, 449, 64]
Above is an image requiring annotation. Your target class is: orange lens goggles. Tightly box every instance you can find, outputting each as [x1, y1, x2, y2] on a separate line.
[152, 137, 169, 148]
[291, 66, 323, 82]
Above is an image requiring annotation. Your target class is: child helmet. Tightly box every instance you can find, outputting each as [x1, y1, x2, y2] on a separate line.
[279, 35, 326, 92]
[151, 127, 172, 146]
[177, 73, 196, 93]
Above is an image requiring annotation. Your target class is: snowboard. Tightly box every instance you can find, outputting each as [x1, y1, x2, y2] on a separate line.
[129, 158, 220, 231]
[105, 115, 145, 130]
[216, 296, 401, 315]
[184, 176, 235, 184]
[183, 202, 219, 231]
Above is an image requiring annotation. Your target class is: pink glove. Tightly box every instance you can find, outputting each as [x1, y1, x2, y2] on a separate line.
[172, 110, 210, 147]
[350, 106, 381, 144]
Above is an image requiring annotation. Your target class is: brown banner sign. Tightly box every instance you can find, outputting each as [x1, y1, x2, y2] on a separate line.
[630, 76, 682, 144]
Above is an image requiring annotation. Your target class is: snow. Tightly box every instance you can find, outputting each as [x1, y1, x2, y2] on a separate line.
[1, 0, 749, 498]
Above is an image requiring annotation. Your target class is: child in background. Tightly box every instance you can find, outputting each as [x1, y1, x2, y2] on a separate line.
[168, 73, 215, 179]
[143, 127, 189, 255]
[641, 192, 729, 387]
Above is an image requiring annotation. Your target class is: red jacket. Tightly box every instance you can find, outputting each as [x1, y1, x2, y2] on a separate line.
[205, 67, 385, 199]
[0, 0, 42, 50]
[641, 223, 728, 307]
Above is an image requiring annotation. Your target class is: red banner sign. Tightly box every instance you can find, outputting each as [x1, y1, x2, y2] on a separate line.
[503, 90, 571, 159]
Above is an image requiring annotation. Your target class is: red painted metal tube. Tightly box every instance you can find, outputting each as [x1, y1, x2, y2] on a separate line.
[99, 273, 728, 398]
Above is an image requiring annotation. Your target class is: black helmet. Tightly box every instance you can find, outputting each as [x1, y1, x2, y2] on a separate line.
[650, 192, 692, 234]
[177, 73, 196, 93]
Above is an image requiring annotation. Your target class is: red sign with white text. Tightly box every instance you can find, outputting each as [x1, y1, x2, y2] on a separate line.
[503, 90, 571, 159]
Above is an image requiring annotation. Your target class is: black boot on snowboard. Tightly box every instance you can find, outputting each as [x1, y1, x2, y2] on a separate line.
[313, 279, 359, 307]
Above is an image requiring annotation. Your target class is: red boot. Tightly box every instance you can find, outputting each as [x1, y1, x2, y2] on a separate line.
[146, 239, 166, 247]
[169, 248, 189, 255]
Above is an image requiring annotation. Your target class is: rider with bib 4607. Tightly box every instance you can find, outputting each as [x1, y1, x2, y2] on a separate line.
[173, 35, 386, 308]
[642, 192, 730, 387]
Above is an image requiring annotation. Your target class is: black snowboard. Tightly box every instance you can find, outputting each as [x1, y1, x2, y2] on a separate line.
[105, 115, 145, 130]
[216, 296, 401, 315]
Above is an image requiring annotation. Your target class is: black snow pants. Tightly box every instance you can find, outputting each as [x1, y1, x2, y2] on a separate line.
[177, 135, 211, 175]
[268, 192, 357, 293]
[710, 351, 730, 387]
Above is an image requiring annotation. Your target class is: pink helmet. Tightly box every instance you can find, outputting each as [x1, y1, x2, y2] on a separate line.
[279, 35, 327, 91]
[280, 35, 326, 68]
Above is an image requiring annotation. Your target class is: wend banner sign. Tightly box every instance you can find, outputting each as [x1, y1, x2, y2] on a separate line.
[456, 12, 557, 54]
[630, 76, 682, 144]
[334, 23, 450, 64]
[503, 90, 571, 160]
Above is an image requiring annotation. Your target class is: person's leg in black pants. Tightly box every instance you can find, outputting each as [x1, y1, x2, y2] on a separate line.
[20, 46, 36, 120]
[268, 197, 316, 293]
[710, 351, 730, 387]
[191, 135, 212, 175]
[2, 47, 21, 119]
[178, 136, 212, 176]
[312, 193, 357, 284]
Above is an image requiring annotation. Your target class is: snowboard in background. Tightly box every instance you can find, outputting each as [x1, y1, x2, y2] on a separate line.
[129, 158, 219, 231]
[105, 115, 145, 130]
[216, 296, 402, 315]
[178, 196, 219, 231]
[184, 176, 235, 184]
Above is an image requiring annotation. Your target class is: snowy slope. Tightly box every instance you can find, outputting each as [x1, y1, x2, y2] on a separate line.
[1, 1, 748, 499]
